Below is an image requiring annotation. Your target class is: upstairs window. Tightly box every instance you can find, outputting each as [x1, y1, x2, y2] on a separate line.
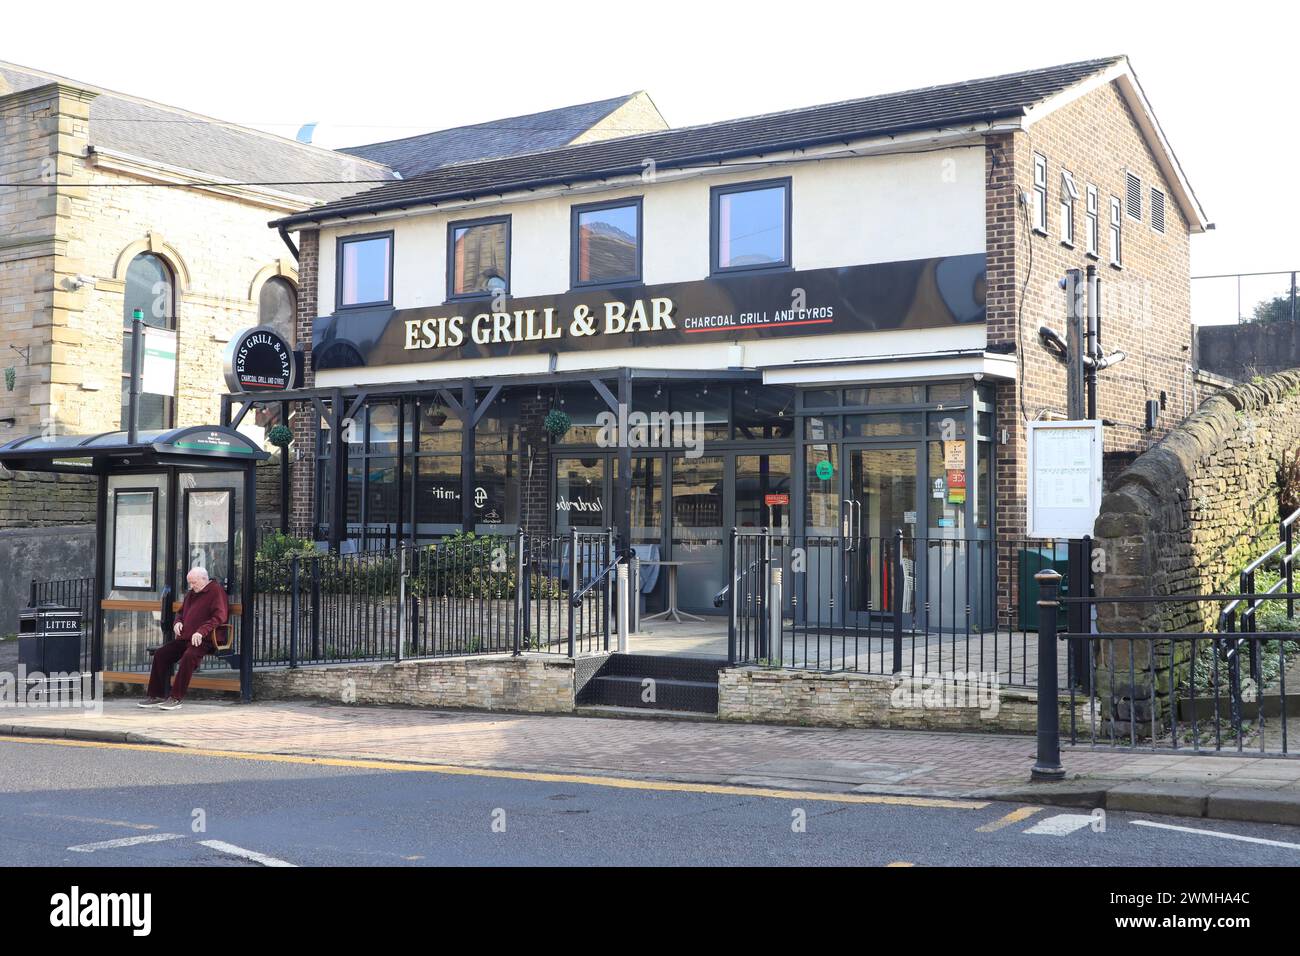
[1151, 187, 1166, 234]
[572, 198, 642, 287]
[121, 252, 175, 431]
[1059, 169, 1078, 245]
[1085, 185, 1100, 257]
[711, 179, 791, 273]
[1031, 153, 1048, 234]
[448, 216, 510, 298]
[337, 233, 392, 308]
[1109, 196, 1123, 267]
[1125, 170, 1142, 221]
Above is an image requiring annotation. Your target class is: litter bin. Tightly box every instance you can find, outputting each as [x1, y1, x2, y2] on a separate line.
[18, 604, 83, 675]
[1016, 545, 1069, 632]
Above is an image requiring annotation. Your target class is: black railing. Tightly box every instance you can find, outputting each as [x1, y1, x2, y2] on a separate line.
[724, 528, 1065, 687]
[1032, 575, 1300, 768]
[250, 530, 614, 667]
[28, 576, 95, 674]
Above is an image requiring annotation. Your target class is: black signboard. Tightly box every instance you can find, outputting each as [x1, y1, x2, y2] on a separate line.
[223, 327, 297, 392]
[314, 253, 986, 370]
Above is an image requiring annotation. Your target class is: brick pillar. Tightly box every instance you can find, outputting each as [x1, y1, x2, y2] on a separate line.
[518, 391, 551, 535]
[289, 229, 318, 540]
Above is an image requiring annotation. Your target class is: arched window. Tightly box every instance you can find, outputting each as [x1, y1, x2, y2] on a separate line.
[122, 252, 175, 431]
[258, 276, 297, 344]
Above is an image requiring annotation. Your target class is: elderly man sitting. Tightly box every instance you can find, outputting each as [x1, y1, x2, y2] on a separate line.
[139, 567, 229, 711]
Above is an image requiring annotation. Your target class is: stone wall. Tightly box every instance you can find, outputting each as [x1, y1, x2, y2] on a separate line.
[718, 667, 1083, 734]
[1092, 368, 1300, 731]
[253, 653, 575, 713]
[0, 470, 95, 529]
[1197, 321, 1300, 383]
[0, 524, 96, 635]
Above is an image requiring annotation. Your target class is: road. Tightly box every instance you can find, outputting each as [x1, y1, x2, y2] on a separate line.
[1, 738, 1299, 866]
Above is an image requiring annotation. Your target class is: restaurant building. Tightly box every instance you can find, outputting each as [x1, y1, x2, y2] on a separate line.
[261, 56, 1206, 618]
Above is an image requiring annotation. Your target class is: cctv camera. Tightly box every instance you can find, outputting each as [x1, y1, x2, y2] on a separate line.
[64, 275, 97, 291]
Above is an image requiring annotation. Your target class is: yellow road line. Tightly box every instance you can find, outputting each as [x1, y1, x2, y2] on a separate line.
[885, 861, 915, 867]
[0, 735, 988, 810]
[976, 805, 1043, 832]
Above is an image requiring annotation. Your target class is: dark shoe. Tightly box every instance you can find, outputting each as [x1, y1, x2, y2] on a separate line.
[158, 698, 183, 711]
[138, 697, 164, 708]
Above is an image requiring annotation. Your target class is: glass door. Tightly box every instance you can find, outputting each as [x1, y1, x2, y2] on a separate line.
[844, 445, 920, 626]
[668, 454, 726, 613]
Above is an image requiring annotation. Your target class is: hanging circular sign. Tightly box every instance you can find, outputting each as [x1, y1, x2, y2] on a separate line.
[815, 460, 835, 481]
[223, 327, 296, 393]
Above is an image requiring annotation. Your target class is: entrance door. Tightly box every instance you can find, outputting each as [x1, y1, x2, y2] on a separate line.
[843, 446, 920, 626]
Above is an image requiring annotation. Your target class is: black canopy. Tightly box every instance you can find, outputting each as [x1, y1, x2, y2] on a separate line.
[0, 425, 269, 475]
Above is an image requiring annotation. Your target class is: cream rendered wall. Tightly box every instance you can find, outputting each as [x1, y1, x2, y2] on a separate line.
[314, 145, 987, 387]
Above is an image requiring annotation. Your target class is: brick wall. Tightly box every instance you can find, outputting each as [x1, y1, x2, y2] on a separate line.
[254, 653, 576, 713]
[988, 80, 1196, 546]
[518, 392, 551, 534]
[289, 229, 319, 540]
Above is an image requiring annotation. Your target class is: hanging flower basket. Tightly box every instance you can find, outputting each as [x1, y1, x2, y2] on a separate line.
[268, 424, 294, 449]
[543, 409, 572, 440]
[3, 367, 14, 393]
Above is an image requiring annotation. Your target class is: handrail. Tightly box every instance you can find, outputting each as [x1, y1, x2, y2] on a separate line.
[713, 554, 766, 608]
[569, 555, 622, 607]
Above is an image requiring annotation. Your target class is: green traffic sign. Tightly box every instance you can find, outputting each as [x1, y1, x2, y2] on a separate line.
[815, 460, 835, 481]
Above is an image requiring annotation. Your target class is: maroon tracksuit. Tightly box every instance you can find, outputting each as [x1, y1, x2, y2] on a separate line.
[147, 581, 229, 700]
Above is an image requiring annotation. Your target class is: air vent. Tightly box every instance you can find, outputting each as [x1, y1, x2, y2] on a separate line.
[1125, 170, 1142, 221]
[1151, 187, 1166, 234]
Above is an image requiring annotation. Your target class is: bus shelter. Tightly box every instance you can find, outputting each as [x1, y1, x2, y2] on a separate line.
[0, 426, 268, 701]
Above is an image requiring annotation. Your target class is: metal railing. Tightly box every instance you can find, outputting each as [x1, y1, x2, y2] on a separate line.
[1192, 269, 1299, 324]
[723, 528, 1068, 687]
[28, 576, 95, 674]
[1031, 572, 1300, 778]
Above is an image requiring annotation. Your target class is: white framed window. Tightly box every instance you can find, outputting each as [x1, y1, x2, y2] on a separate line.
[1109, 196, 1123, 267]
[1059, 169, 1078, 245]
[1125, 170, 1142, 222]
[1085, 185, 1099, 257]
[1150, 187, 1166, 234]
[1032, 153, 1048, 233]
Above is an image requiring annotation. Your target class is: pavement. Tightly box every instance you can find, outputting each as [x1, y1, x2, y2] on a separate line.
[5, 696, 1300, 827]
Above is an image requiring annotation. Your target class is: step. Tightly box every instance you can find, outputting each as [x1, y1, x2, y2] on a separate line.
[582, 674, 719, 713]
[576, 704, 717, 721]
[596, 653, 728, 683]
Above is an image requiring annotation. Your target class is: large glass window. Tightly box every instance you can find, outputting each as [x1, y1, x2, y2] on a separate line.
[712, 179, 790, 273]
[573, 199, 640, 287]
[121, 252, 174, 431]
[449, 217, 509, 297]
[733, 385, 794, 440]
[555, 457, 606, 530]
[338, 233, 392, 308]
[735, 454, 791, 530]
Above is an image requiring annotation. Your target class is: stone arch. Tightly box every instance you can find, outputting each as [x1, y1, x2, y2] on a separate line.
[111, 232, 192, 295]
[247, 258, 300, 304]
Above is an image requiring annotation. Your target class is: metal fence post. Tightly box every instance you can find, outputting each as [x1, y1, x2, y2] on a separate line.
[310, 556, 321, 661]
[604, 530, 613, 652]
[395, 544, 406, 664]
[289, 554, 299, 669]
[1032, 568, 1066, 781]
[727, 529, 738, 665]
[769, 566, 783, 666]
[514, 529, 525, 657]
[892, 529, 904, 675]
[568, 528, 578, 659]
[616, 563, 629, 653]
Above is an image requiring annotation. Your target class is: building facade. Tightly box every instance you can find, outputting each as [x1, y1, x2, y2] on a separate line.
[258, 56, 1204, 619]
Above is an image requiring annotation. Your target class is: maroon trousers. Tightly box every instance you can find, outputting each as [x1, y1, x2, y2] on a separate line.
[147, 639, 211, 700]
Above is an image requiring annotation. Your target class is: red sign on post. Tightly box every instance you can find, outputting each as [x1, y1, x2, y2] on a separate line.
[764, 493, 790, 507]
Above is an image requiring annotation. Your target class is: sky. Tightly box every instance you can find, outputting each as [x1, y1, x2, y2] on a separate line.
[5, 1, 1296, 323]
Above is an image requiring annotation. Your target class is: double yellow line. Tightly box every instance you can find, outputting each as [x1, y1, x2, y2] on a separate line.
[0, 734, 988, 809]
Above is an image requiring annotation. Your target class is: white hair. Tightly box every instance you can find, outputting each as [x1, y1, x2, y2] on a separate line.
[188, 567, 209, 581]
